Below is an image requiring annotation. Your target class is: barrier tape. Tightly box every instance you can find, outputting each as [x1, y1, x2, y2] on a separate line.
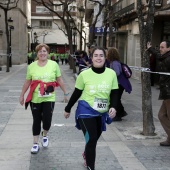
[129, 66, 170, 75]
[69, 54, 170, 76]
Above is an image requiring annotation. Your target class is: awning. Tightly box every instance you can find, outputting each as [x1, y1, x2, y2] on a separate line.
[33, 29, 68, 45]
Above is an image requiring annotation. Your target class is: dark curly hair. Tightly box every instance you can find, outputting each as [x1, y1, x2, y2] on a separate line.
[107, 47, 120, 62]
[91, 47, 106, 57]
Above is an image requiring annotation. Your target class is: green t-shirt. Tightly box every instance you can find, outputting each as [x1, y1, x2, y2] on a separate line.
[49, 53, 55, 60]
[26, 60, 61, 103]
[75, 68, 118, 113]
[65, 53, 69, 59]
[27, 52, 32, 58]
[54, 53, 58, 60]
[60, 54, 65, 59]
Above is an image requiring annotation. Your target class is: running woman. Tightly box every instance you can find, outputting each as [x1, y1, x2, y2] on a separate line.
[19, 43, 68, 154]
[64, 47, 119, 170]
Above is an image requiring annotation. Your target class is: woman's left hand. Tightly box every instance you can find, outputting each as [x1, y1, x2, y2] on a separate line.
[108, 108, 116, 119]
[63, 96, 68, 103]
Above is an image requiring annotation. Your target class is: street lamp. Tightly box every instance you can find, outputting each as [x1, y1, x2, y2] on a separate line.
[8, 17, 14, 67]
[27, 25, 32, 52]
[78, 6, 85, 51]
[33, 32, 38, 50]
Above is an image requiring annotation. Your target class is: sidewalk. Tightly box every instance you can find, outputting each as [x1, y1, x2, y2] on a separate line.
[0, 64, 170, 170]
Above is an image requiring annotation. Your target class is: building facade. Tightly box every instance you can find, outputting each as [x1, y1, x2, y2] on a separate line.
[30, 0, 86, 54]
[0, 0, 31, 65]
[112, 0, 170, 80]
[85, 0, 170, 80]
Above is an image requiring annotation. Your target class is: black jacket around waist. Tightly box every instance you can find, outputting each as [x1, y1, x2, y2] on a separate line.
[148, 47, 170, 100]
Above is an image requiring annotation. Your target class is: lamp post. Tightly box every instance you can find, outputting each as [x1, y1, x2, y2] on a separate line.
[27, 25, 32, 52]
[33, 32, 38, 50]
[8, 17, 14, 67]
[78, 6, 85, 51]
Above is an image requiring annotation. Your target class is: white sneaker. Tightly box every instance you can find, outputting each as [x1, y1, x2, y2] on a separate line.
[42, 136, 49, 147]
[31, 144, 40, 154]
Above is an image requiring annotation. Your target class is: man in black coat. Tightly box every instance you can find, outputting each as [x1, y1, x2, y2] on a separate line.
[147, 41, 170, 146]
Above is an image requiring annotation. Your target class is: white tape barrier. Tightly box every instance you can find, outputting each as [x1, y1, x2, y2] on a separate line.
[79, 64, 89, 68]
[69, 54, 79, 59]
[129, 66, 170, 75]
[69, 54, 170, 76]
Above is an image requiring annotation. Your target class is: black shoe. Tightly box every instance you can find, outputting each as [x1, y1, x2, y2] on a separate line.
[121, 111, 128, 117]
[160, 140, 170, 146]
[112, 116, 122, 121]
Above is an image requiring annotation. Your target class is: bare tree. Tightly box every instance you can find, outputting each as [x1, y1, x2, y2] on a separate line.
[88, 0, 105, 46]
[102, 0, 109, 49]
[0, 0, 19, 72]
[137, 0, 155, 135]
[33, 0, 77, 73]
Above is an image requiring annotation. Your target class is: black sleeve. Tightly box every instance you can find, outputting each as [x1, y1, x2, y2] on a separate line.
[109, 89, 119, 110]
[147, 47, 161, 59]
[65, 88, 83, 113]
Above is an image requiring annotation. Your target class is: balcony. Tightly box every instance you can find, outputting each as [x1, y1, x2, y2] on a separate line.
[113, 0, 135, 20]
[111, 0, 163, 20]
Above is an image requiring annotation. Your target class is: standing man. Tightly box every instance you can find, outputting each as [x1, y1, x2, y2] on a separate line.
[147, 41, 170, 146]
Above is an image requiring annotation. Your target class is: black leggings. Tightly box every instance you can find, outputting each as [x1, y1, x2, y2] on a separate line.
[116, 84, 125, 118]
[30, 102, 55, 136]
[79, 117, 102, 170]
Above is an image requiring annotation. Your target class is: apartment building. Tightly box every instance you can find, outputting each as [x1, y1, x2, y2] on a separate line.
[0, 0, 31, 65]
[31, 0, 85, 53]
[111, 0, 170, 79]
[85, 0, 170, 80]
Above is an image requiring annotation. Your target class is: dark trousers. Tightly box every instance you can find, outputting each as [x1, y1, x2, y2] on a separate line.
[150, 73, 154, 86]
[158, 99, 170, 141]
[116, 84, 125, 118]
[79, 117, 102, 170]
[30, 102, 55, 136]
[61, 59, 64, 65]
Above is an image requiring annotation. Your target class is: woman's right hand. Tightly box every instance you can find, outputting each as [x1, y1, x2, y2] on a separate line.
[19, 95, 24, 106]
[147, 42, 152, 49]
[64, 112, 70, 119]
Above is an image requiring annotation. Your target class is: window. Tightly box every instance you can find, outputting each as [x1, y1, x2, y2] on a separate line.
[39, 21, 52, 29]
[162, 22, 170, 41]
[68, 5, 77, 12]
[53, 0, 63, 11]
[54, 5, 63, 11]
[36, 6, 50, 13]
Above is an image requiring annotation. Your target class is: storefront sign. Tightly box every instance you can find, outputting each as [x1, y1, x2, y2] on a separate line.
[90, 27, 116, 33]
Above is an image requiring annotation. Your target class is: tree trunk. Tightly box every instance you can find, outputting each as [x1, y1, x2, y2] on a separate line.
[68, 29, 76, 73]
[89, 24, 96, 46]
[108, 19, 113, 47]
[103, 25, 107, 49]
[137, 0, 155, 136]
[4, 10, 10, 72]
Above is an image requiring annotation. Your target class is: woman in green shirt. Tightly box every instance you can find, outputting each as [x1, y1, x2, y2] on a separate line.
[19, 44, 68, 154]
[64, 47, 119, 170]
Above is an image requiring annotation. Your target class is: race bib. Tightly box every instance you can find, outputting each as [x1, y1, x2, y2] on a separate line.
[38, 90, 52, 98]
[93, 98, 108, 111]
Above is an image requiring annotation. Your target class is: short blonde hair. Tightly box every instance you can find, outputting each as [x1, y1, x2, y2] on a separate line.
[35, 44, 50, 53]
